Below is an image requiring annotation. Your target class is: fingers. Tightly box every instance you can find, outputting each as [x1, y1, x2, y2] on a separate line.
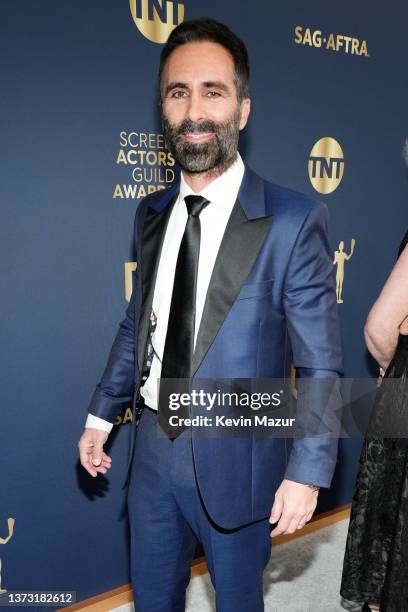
[82, 451, 111, 477]
[78, 430, 112, 478]
[79, 444, 99, 477]
[295, 515, 308, 530]
[270, 495, 317, 537]
[270, 509, 310, 537]
[270, 480, 319, 537]
[89, 440, 104, 467]
[305, 509, 314, 523]
[270, 510, 292, 537]
[269, 495, 283, 525]
[88, 448, 112, 476]
[91, 450, 112, 474]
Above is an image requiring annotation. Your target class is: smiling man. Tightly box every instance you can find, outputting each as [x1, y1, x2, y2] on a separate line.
[161, 39, 247, 184]
[78, 17, 343, 612]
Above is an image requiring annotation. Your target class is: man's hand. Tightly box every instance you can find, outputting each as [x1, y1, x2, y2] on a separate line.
[269, 479, 319, 537]
[78, 428, 112, 477]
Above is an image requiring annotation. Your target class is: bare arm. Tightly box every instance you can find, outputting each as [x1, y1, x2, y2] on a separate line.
[364, 244, 408, 369]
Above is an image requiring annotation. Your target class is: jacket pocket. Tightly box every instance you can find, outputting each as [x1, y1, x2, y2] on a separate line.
[236, 280, 274, 300]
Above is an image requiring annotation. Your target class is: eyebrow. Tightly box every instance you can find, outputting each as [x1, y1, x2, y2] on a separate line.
[165, 80, 231, 96]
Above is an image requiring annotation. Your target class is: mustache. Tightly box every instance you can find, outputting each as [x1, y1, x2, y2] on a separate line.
[174, 119, 220, 136]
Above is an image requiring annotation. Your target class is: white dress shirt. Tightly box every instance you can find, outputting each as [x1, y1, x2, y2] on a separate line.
[85, 153, 245, 432]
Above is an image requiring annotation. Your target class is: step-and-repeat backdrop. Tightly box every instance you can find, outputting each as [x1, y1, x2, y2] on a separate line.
[1, 0, 407, 605]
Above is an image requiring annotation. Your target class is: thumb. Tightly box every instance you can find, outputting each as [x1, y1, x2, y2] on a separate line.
[270, 495, 283, 524]
[91, 439, 104, 466]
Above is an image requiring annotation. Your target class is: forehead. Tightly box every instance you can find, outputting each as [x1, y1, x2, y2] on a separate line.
[164, 41, 235, 83]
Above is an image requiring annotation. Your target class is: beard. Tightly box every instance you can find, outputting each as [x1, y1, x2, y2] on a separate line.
[162, 106, 242, 174]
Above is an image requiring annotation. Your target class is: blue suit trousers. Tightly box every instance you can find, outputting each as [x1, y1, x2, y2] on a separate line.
[127, 406, 272, 612]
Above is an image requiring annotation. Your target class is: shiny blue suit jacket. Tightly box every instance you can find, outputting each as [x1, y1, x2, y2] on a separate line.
[88, 164, 344, 529]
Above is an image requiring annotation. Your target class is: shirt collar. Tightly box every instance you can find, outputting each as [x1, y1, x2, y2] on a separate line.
[178, 152, 245, 206]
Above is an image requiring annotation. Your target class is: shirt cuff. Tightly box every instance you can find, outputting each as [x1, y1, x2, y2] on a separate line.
[85, 413, 114, 433]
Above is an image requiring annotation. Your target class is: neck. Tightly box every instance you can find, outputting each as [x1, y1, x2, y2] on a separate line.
[181, 154, 237, 193]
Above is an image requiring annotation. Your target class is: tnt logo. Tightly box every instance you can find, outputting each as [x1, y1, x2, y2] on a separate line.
[130, 0, 185, 44]
[308, 137, 344, 194]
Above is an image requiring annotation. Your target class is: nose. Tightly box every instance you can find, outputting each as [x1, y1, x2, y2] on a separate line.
[185, 90, 206, 123]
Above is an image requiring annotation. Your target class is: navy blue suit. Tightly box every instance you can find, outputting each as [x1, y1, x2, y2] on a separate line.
[88, 165, 343, 610]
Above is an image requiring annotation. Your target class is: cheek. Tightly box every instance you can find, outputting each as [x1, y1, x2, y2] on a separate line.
[163, 103, 185, 125]
[209, 107, 230, 122]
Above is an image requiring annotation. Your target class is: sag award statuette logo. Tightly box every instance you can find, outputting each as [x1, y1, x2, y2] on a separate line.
[333, 239, 356, 303]
[308, 137, 344, 194]
[130, 0, 185, 43]
[0, 517, 15, 594]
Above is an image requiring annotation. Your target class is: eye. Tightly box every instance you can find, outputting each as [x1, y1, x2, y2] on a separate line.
[171, 90, 188, 99]
[206, 91, 222, 98]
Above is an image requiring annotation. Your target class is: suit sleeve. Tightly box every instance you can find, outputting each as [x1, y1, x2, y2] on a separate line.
[86, 206, 141, 425]
[282, 201, 344, 488]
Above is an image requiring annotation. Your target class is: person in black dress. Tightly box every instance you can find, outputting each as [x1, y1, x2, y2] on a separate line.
[340, 213, 408, 608]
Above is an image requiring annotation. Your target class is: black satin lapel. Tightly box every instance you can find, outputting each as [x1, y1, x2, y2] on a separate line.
[137, 196, 177, 373]
[192, 200, 272, 374]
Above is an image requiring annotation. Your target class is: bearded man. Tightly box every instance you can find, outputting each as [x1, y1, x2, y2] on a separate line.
[78, 17, 343, 612]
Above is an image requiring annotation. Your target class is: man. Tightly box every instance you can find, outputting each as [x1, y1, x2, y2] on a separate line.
[78, 17, 343, 611]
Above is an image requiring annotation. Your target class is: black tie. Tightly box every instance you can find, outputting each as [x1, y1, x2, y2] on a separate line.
[158, 195, 210, 439]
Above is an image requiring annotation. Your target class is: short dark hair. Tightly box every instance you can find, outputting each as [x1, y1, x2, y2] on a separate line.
[159, 17, 250, 103]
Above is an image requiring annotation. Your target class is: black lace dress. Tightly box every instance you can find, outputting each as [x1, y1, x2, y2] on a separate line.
[340, 230, 408, 611]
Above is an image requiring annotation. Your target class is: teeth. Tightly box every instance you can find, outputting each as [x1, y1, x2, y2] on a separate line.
[185, 133, 212, 138]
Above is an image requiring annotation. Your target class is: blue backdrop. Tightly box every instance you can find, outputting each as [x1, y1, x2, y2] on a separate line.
[1, 0, 407, 607]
